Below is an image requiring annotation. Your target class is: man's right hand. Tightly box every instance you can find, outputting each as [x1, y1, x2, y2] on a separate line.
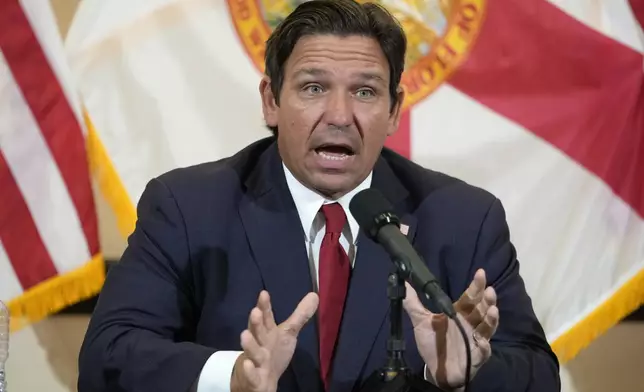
[231, 290, 319, 392]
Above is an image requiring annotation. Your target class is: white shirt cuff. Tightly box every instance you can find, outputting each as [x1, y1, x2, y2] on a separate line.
[196, 350, 243, 392]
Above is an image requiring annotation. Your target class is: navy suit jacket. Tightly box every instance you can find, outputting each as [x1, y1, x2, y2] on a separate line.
[78, 137, 560, 392]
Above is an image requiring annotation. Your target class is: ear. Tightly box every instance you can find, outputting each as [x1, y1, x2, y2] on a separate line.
[387, 87, 406, 136]
[259, 76, 279, 128]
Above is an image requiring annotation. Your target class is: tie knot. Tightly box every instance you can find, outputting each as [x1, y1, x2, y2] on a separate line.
[321, 203, 346, 234]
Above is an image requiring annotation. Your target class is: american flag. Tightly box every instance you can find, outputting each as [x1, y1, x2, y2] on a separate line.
[0, 0, 103, 331]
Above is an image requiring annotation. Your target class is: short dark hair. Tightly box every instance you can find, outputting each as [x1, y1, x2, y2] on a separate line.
[263, 0, 407, 135]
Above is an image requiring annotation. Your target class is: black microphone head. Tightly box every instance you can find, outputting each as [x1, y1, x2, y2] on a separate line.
[349, 188, 400, 239]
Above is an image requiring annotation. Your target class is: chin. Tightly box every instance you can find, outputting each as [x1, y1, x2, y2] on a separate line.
[311, 174, 359, 198]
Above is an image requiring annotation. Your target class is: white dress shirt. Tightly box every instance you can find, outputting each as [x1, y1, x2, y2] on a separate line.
[195, 163, 372, 391]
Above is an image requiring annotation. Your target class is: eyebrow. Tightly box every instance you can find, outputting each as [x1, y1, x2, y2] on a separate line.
[293, 68, 386, 84]
[293, 68, 329, 78]
[358, 72, 386, 84]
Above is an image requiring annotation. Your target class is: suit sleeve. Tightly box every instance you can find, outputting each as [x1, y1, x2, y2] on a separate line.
[78, 178, 216, 392]
[468, 198, 561, 391]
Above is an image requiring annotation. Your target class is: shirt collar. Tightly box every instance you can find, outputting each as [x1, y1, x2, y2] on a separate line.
[283, 162, 372, 244]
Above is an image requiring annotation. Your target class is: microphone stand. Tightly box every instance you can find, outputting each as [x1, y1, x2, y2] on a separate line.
[357, 268, 443, 392]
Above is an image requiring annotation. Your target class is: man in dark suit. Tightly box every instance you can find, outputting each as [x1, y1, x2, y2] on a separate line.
[77, 1, 561, 391]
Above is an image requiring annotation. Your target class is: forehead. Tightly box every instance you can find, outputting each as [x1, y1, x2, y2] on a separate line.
[284, 35, 389, 80]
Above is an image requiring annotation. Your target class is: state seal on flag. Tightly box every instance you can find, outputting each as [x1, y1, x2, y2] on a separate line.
[227, 0, 486, 109]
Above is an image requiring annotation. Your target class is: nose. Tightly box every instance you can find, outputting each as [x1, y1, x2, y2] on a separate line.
[324, 90, 353, 128]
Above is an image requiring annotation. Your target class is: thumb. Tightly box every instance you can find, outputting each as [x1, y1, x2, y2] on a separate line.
[281, 292, 319, 336]
[402, 282, 431, 325]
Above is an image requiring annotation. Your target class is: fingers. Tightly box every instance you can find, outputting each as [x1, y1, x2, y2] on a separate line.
[281, 292, 319, 336]
[470, 304, 499, 366]
[240, 329, 268, 366]
[238, 291, 316, 391]
[247, 290, 280, 346]
[248, 306, 268, 346]
[474, 304, 499, 341]
[452, 269, 500, 366]
[246, 290, 318, 347]
[239, 331, 266, 389]
[257, 290, 277, 330]
[471, 334, 492, 367]
[239, 291, 273, 388]
[242, 357, 261, 389]
[465, 286, 496, 327]
[454, 269, 486, 314]
[402, 282, 431, 325]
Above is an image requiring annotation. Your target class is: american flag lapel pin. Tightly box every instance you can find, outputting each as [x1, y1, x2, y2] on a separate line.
[400, 224, 409, 236]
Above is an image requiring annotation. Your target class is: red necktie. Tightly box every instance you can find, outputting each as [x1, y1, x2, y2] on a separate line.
[318, 203, 351, 390]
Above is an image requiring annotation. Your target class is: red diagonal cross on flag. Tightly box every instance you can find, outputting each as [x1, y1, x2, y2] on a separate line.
[383, 0, 644, 363]
[388, 0, 643, 219]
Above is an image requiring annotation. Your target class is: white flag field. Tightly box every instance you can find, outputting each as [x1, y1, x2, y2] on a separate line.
[2, 0, 642, 367]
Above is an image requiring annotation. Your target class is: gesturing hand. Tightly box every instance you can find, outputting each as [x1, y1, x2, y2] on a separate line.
[231, 290, 319, 392]
[402, 269, 499, 390]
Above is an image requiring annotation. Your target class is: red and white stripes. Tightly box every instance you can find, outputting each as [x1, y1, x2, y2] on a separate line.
[0, 0, 101, 322]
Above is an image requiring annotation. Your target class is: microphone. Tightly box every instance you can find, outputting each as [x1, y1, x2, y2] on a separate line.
[349, 188, 456, 319]
[350, 188, 472, 392]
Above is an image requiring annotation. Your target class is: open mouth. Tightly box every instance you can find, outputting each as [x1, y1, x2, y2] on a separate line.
[314, 144, 355, 160]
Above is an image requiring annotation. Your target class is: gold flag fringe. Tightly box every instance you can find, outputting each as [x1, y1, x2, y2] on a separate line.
[551, 267, 644, 363]
[85, 110, 136, 238]
[6, 254, 105, 332]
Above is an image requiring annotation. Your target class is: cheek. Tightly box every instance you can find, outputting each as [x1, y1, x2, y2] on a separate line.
[357, 126, 390, 160]
[280, 118, 308, 141]
[281, 105, 320, 136]
[356, 110, 393, 140]
[277, 116, 314, 152]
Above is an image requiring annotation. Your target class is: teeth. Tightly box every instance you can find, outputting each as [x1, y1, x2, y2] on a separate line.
[318, 150, 350, 160]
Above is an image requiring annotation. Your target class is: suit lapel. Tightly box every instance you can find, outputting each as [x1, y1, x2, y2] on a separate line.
[238, 144, 322, 392]
[330, 157, 417, 392]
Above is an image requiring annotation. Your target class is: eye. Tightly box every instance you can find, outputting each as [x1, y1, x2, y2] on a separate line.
[355, 88, 376, 99]
[304, 84, 324, 94]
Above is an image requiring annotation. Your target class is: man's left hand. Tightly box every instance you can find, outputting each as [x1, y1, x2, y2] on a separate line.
[402, 269, 499, 390]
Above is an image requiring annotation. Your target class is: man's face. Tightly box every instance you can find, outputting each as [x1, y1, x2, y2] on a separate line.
[260, 34, 404, 199]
